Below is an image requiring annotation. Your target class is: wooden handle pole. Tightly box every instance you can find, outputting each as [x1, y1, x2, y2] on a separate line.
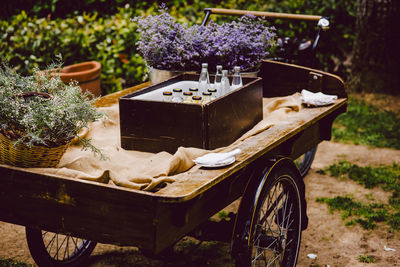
[204, 8, 322, 21]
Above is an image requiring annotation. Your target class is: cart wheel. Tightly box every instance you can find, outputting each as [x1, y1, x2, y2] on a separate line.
[294, 146, 317, 177]
[232, 158, 304, 267]
[25, 228, 97, 267]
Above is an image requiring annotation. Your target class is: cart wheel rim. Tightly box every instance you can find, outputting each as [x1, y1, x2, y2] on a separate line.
[294, 146, 317, 177]
[250, 175, 302, 266]
[41, 231, 93, 262]
[26, 228, 97, 266]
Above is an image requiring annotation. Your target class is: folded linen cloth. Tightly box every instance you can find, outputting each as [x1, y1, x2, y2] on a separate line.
[29, 93, 302, 192]
[193, 148, 242, 166]
[301, 89, 337, 106]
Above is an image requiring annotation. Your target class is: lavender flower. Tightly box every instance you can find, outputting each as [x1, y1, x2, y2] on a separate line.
[133, 10, 276, 72]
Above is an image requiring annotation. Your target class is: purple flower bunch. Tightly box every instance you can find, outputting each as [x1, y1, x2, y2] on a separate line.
[133, 11, 276, 72]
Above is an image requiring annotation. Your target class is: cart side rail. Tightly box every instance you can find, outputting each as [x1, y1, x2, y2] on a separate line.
[259, 60, 346, 98]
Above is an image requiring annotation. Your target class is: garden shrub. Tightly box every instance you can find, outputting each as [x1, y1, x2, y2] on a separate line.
[0, 6, 148, 94]
[0, 0, 356, 94]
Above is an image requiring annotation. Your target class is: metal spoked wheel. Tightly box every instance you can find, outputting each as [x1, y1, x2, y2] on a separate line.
[294, 146, 317, 177]
[233, 159, 303, 267]
[249, 172, 302, 266]
[25, 228, 97, 267]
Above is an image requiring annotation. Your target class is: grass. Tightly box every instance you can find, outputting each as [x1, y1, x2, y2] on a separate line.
[317, 161, 400, 231]
[0, 259, 34, 267]
[358, 254, 376, 263]
[318, 161, 400, 207]
[316, 195, 391, 230]
[332, 97, 400, 149]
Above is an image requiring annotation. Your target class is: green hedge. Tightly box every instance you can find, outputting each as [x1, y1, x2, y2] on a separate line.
[0, 0, 355, 95]
[0, 6, 149, 94]
[0, 0, 155, 19]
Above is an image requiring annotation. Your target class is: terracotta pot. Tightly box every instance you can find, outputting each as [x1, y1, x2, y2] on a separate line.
[59, 61, 102, 97]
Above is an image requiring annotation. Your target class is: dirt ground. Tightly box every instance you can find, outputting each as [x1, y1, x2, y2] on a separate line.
[1, 141, 399, 266]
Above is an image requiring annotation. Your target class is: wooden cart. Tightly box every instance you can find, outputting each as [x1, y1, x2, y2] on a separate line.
[0, 59, 346, 266]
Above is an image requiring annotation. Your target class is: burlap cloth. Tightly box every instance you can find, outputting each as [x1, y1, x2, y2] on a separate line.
[30, 93, 301, 191]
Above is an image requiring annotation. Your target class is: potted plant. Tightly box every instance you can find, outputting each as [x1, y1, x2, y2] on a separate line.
[0, 61, 105, 168]
[133, 8, 276, 81]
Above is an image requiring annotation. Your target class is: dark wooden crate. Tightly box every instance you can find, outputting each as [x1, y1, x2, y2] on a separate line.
[119, 74, 263, 153]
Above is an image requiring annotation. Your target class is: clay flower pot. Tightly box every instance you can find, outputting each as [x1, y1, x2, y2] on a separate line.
[59, 61, 102, 97]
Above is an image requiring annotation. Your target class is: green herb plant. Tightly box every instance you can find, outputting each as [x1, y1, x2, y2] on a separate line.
[0, 59, 105, 158]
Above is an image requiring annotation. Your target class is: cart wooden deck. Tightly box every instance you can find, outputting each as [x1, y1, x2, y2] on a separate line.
[0, 60, 347, 255]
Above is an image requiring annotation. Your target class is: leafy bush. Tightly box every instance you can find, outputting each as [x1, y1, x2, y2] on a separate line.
[0, 0, 155, 19]
[0, 0, 356, 95]
[0, 6, 148, 94]
[232, 0, 356, 74]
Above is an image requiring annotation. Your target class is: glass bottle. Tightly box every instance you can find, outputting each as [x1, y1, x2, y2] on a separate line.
[214, 65, 223, 91]
[171, 88, 183, 103]
[192, 95, 202, 104]
[189, 87, 199, 97]
[202, 91, 212, 104]
[208, 88, 217, 100]
[231, 66, 243, 90]
[198, 63, 210, 94]
[183, 91, 193, 103]
[220, 70, 230, 96]
[162, 91, 172, 102]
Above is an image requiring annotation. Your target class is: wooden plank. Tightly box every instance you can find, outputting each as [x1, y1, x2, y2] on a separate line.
[94, 82, 150, 107]
[155, 98, 347, 201]
[120, 97, 205, 153]
[0, 165, 157, 248]
[153, 167, 252, 253]
[205, 8, 322, 21]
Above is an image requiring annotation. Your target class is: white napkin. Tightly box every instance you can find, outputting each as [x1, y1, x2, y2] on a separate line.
[301, 89, 338, 106]
[193, 148, 242, 166]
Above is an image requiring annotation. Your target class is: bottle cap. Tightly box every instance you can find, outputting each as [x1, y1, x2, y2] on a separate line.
[173, 88, 182, 92]
[202, 63, 208, 68]
[202, 92, 212, 96]
[163, 91, 172, 95]
[183, 91, 193, 96]
[208, 88, 217, 93]
[192, 96, 202, 100]
[189, 87, 199, 92]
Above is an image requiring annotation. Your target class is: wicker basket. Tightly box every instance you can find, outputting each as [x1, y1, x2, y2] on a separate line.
[0, 133, 69, 168]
